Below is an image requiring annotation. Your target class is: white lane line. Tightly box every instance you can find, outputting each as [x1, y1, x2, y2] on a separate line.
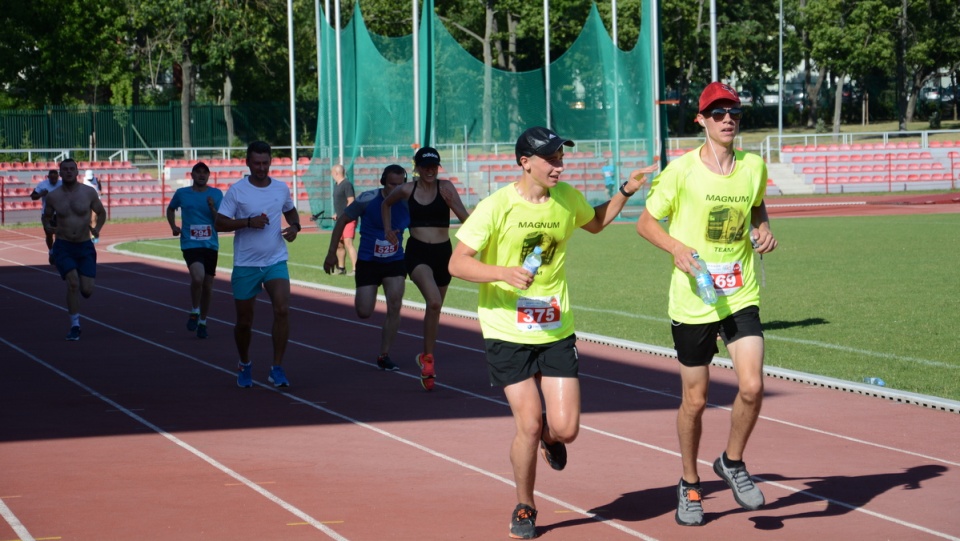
[0, 336, 350, 541]
[3, 266, 958, 539]
[0, 497, 34, 541]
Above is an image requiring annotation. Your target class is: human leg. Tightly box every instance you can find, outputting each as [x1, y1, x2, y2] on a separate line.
[409, 264, 443, 355]
[233, 297, 256, 364]
[380, 274, 405, 357]
[188, 261, 205, 312]
[502, 377, 545, 508]
[722, 335, 765, 460]
[262, 278, 291, 366]
[710, 334, 766, 510]
[677, 364, 710, 483]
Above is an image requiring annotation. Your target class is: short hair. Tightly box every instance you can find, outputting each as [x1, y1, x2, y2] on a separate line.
[246, 140, 272, 158]
[379, 164, 408, 185]
[192, 161, 210, 173]
[59, 158, 77, 168]
[48, 169, 58, 175]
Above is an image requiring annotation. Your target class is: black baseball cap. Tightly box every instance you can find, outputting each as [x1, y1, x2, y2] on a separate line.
[515, 126, 575, 165]
[414, 147, 441, 166]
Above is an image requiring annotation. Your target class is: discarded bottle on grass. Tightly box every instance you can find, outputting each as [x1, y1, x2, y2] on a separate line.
[862, 377, 886, 387]
[692, 253, 717, 305]
[522, 246, 543, 276]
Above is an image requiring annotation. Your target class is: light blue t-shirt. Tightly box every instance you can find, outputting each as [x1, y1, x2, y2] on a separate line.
[168, 186, 224, 250]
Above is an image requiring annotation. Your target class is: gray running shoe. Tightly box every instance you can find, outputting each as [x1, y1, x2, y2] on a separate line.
[675, 480, 704, 526]
[509, 503, 537, 539]
[713, 456, 765, 510]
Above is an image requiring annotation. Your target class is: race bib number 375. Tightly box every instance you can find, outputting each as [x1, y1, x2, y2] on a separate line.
[516, 295, 563, 332]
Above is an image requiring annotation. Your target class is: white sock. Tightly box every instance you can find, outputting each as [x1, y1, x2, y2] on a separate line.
[70, 313, 80, 327]
[198, 319, 206, 325]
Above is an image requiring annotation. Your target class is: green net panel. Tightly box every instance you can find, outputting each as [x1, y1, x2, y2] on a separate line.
[306, 1, 656, 226]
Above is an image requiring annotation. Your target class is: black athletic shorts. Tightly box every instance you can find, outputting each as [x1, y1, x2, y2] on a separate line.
[182, 248, 219, 276]
[404, 237, 452, 287]
[355, 259, 406, 288]
[484, 334, 578, 386]
[671, 305, 763, 367]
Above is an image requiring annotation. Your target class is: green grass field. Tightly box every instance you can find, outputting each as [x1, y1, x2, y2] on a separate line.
[116, 213, 960, 401]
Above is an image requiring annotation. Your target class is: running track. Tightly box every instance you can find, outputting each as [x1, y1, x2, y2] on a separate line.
[1, 194, 958, 541]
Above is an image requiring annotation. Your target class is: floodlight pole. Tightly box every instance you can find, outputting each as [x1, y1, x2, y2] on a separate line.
[612, 0, 621, 183]
[335, 0, 344, 164]
[778, 0, 784, 150]
[544, 0, 551, 127]
[710, 0, 718, 81]
[286, 0, 298, 203]
[413, 0, 420, 145]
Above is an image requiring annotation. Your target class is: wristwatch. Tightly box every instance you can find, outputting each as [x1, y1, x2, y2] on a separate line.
[619, 181, 635, 198]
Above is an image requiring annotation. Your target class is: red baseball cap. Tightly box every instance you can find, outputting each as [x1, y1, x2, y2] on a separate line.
[698, 82, 740, 113]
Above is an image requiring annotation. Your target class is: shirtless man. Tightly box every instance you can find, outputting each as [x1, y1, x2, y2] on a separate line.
[42, 158, 107, 341]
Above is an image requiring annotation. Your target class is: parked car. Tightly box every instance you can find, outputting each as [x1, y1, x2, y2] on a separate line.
[761, 92, 780, 106]
[738, 90, 754, 106]
[921, 87, 941, 102]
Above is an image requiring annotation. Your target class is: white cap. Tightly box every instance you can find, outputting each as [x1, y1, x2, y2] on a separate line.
[84, 170, 94, 180]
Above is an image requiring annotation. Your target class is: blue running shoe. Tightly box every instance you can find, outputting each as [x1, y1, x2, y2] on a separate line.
[237, 362, 253, 388]
[268, 365, 290, 387]
[65, 326, 81, 341]
[196, 323, 208, 339]
[186, 313, 199, 332]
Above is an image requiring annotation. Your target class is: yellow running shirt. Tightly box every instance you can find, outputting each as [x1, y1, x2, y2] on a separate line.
[455, 181, 594, 344]
[644, 146, 768, 324]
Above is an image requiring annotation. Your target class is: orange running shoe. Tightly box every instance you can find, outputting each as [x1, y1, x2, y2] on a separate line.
[416, 353, 436, 391]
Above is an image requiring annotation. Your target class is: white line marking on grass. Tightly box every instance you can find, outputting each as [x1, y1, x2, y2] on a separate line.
[0, 497, 34, 541]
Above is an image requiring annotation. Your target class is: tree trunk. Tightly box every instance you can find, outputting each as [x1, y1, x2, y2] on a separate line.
[180, 44, 193, 149]
[832, 73, 844, 134]
[809, 65, 826, 127]
[223, 70, 235, 147]
[482, 1, 494, 143]
[507, 13, 520, 138]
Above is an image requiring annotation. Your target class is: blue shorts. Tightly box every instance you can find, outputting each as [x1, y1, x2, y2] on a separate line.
[53, 239, 97, 279]
[231, 261, 289, 300]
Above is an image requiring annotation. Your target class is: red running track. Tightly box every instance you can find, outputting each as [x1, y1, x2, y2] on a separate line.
[0, 212, 958, 541]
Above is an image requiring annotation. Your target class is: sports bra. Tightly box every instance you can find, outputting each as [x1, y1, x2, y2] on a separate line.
[408, 181, 450, 228]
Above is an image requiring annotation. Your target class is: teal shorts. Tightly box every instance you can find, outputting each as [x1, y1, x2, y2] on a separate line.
[231, 261, 289, 300]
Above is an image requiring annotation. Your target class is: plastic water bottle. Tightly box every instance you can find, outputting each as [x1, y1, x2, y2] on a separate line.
[522, 246, 543, 276]
[692, 253, 717, 305]
[862, 377, 886, 387]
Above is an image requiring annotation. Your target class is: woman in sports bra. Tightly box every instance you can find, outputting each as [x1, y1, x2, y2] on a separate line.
[382, 146, 470, 391]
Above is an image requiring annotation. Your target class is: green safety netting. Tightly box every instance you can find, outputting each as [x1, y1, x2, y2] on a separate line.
[304, 0, 656, 225]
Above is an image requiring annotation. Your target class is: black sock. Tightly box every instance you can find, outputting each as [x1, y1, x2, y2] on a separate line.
[723, 451, 744, 468]
[680, 478, 701, 488]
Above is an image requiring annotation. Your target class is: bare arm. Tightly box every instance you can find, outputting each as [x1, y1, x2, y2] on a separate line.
[636, 209, 699, 275]
[381, 183, 413, 245]
[30, 188, 46, 201]
[448, 240, 538, 290]
[91, 196, 106, 239]
[166, 206, 181, 236]
[216, 213, 262, 232]
[281, 208, 301, 242]
[580, 165, 656, 233]
[439, 180, 470, 223]
[41, 198, 56, 234]
[323, 214, 351, 274]
[750, 201, 778, 254]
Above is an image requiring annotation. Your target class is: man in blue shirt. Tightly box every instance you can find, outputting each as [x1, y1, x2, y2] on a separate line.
[324, 164, 410, 371]
[167, 162, 224, 339]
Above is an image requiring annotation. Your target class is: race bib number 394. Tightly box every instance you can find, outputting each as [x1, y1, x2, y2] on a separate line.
[516, 295, 563, 332]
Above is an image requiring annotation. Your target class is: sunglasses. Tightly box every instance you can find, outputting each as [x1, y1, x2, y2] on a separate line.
[705, 107, 743, 121]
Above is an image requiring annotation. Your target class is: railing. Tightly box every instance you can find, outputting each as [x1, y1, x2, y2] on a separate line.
[760, 129, 960, 163]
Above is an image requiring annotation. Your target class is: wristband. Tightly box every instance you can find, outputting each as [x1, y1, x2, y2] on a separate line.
[619, 181, 635, 198]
